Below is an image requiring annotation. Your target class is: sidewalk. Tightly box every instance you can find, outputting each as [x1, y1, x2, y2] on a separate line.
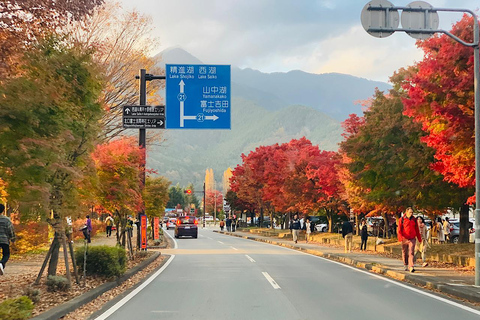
[214, 229, 480, 304]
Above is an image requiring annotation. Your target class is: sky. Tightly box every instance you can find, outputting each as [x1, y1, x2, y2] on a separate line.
[118, 0, 479, 83]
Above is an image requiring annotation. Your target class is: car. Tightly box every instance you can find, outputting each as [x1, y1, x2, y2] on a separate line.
[315, 223, 328, 232]
[174, 216, 198, 238]
[166, 218, 177, 230]
[449, 219, 474, 243]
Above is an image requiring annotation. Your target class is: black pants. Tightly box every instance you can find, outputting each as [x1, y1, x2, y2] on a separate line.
[361, 238, 367, 250]
[0, 243, 10, 267]
[106, 226, 112, 237]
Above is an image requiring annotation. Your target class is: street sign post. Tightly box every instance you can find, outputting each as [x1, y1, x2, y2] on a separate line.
[123, 105, 165, 129]
[165, 64, 231, 129]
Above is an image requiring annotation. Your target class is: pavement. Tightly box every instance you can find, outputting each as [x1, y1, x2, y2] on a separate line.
[213, 228, 480, 304]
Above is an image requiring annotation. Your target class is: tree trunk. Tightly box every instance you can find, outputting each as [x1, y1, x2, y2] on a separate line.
[270, 212, 274, 229]
[327, 211, 333, 233]
[47, 233, 60, 276]
[459, 203, 470, 243]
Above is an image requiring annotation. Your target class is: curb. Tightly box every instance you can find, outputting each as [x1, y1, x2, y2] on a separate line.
[31, 251, 162, 320]
[214, 230, 480, 303]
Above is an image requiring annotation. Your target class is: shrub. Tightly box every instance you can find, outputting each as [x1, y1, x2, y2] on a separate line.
[12, 222, 49, 254]
[46, 275, 70, 292]
[23, 286, 41, 304]
[75, 245, 126, 278]
[0, 296, 34, 320]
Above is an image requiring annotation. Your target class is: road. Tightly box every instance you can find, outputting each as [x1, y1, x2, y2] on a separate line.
[94, 228, 480, 320]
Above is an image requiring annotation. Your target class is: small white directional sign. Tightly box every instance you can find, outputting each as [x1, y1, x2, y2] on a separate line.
[166, 64, 231, 129]
[122, 105, 165, 129]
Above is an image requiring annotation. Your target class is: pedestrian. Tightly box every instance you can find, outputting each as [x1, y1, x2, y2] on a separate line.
[397, 207, 422, 272]
[219, 219, 225, 231]
[360, 219, 368, 251]
[232, 218, 237, 232]
[0, 204, 15, 275]
[226, 217, 232, 232]
[416, 216, 429, 267]
[342, 220, 353, 253]
[290, 214, 302, 244]
[85, 214, 92, 243]
[443, 217, 451, 243]
[304, 217, 313, 243]
[126, 215, 134, 238]
[436, 217, 445, 244]
[105, 213, 114, 237]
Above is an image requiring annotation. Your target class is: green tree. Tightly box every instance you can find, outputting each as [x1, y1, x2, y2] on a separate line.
[0, 37, 104, 219]
[184, 183, 200, 214]
[144, 175, 171, 237]
[166, 184, 186, 209]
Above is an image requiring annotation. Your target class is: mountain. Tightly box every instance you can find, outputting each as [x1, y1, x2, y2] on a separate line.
[148, 48, 391, 188]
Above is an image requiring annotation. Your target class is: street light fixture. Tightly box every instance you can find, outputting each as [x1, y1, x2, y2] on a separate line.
[361, 0, 480, 285]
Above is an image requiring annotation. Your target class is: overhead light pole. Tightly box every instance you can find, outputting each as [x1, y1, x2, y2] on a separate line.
[361, 0, 479, 285]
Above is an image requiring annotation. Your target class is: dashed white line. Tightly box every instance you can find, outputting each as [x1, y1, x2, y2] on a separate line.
[245, 255, 256, 262]
[262, 272, 281, 289]
[218, 241, 224, 244]
[230, 246, 238, 250]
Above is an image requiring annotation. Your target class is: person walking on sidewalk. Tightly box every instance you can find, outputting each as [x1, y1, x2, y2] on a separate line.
[398, 207, 422, 272]
[436, 217, 445, 244]
[105, 214, 114, 237]
[0, 203, 15, 275]
[342, 220, 353, 253]
[416, 216, 429, 267]
[290, 214, 302, 244]
[443, 217, 451, 243]
[360, 219, 368, 251]
[304, 217, 313, 243]
[226, 217, 232, 232]
[219, 219, 225, 231]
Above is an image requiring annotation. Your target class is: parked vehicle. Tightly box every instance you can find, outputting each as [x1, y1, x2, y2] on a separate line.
[174, 216, 198, 238]
[449, 219, 474, 243]
[315, 223, 328, 232]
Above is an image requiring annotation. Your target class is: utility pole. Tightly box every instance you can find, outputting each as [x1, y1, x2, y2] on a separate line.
[203, 182, 206, 228]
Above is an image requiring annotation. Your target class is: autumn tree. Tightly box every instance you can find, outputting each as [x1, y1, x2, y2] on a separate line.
[0, 0, 103, 78]
[91, 137, 145, 247]
[340, 86, 468, 229]
[67, 1, 163, 141]
[166, 184, 187, 209]
[144, 175, 170, 238]
[401, 15, 477, 242]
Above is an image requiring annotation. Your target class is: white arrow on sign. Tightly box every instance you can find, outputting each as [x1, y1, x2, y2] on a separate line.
[178, 80, 220, 127]
[125, 108, 131, 115]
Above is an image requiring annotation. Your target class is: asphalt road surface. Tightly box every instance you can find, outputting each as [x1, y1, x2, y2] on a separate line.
[94, 228, 480, 320]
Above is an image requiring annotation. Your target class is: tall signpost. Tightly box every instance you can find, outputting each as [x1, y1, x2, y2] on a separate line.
[125, 65, 231, 240]
[361, 0, 479, 285]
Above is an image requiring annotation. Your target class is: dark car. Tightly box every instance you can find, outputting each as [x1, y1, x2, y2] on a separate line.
[449, 219, 474, 243]
[174, 216, 198, 238]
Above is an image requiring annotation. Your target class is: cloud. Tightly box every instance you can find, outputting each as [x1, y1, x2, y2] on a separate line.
[118, 0, 480, 82]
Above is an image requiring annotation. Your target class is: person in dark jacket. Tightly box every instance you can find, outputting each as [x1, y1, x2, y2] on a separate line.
[290, 214, 302, 243]
[360, 219, 368, 251]
[226, 217, 232, 232]
[398, 207, 422, 272]
[342, 220, 353, 253]
[0, 204, 15, 275]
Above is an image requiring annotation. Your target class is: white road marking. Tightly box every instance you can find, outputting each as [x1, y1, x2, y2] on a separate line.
[252, 239, 480, 316]
[262, 272, 281, 289]
[218, 241, 224, 244]
[245, 255, 256, 263]
[164, 229, 177, 249]
[230, 246, 238, 250]
[94, 255, 176, 320]
[206, 237, 213, 240]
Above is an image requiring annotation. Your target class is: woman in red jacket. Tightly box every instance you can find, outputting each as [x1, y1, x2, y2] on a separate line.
[398, 207, 422, 273]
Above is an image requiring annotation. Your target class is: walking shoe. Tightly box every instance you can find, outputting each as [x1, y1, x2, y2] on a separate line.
[0, 263, 4, 275]
[410, 267, 415, 273]
[422, 262, 428, 267]
[404, 266, 408, 271]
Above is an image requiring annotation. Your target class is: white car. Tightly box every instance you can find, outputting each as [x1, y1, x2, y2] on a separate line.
[315, 223, 328, 232]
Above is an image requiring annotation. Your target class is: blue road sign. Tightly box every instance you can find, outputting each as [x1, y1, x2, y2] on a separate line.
[166, 64, 231, 129]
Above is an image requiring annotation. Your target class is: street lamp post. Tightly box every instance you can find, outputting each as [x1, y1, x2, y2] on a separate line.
[361, 1, 479, 285]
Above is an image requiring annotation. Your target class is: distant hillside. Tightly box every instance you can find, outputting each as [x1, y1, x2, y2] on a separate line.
[148, 98, 343, 188]
[149, 48, 390, 187]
